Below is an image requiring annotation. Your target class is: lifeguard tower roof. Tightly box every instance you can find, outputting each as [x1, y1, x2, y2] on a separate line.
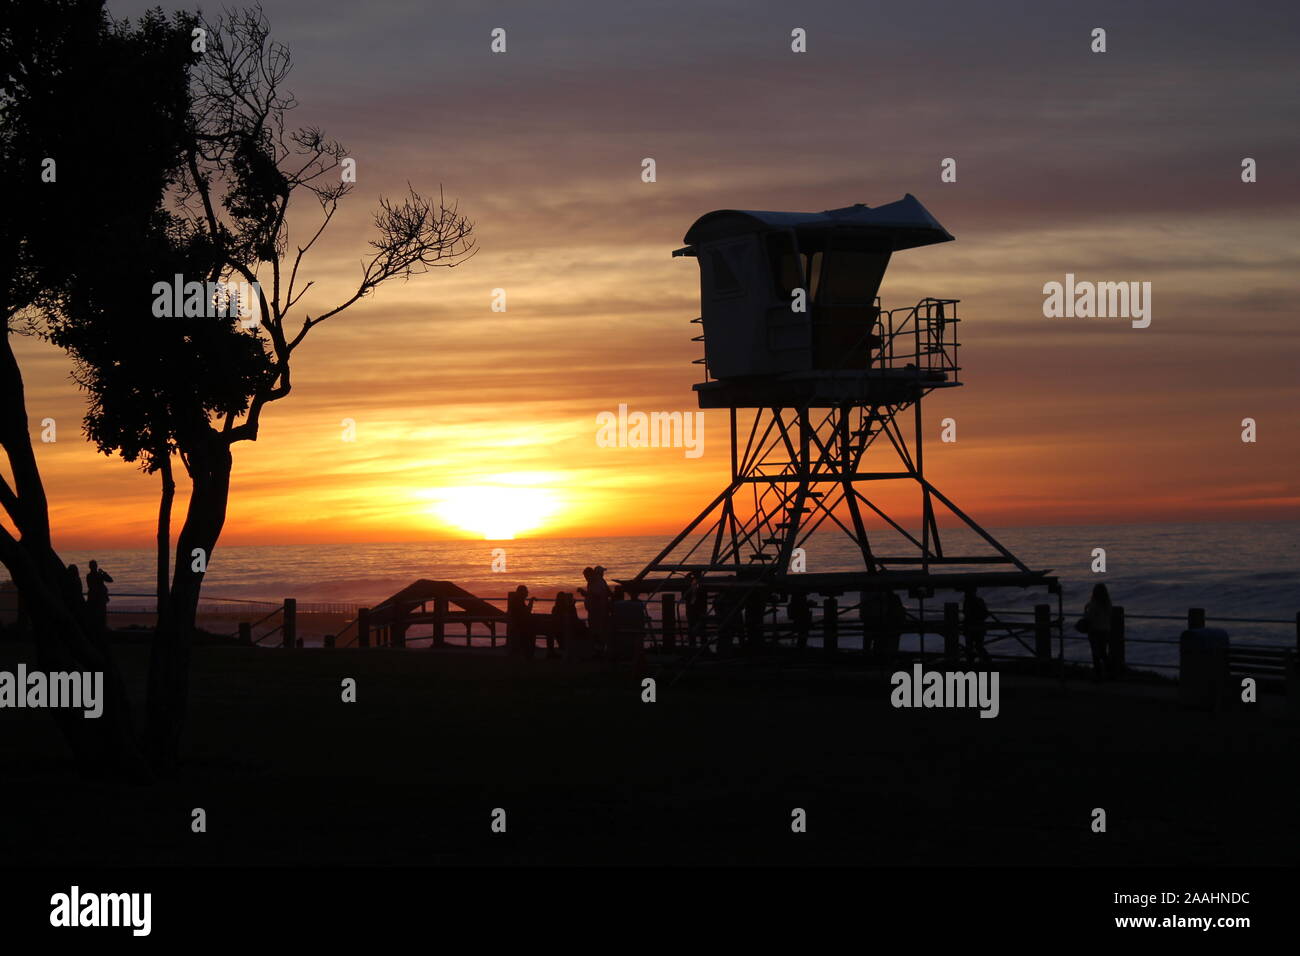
[677, 194, 954, 253]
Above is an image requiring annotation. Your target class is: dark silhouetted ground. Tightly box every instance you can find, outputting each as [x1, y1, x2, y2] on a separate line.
[1, 642, 1295, 866]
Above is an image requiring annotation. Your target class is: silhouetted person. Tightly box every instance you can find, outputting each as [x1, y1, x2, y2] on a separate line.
[713, 589, 743, 654]
[743, 587, 768, 650]
[549, 591, 579, 659]
[859, 589, 884, 655]
[788, 591, 812, 649]
[65, 563, 84, 607]
[87, 560, 112, 601]
[880, 590, 906, 664]
[578, 568, 596, 651]
[610, 590, 650, 662]
[578, 566, 612, 655]
[963, 587, 991, 664]
[684, 571, 708, 648]
[1083, 582, 1113, 681]
[560, 590, 594, 661]
[87, 560, 113, 638]
[507, 585, 535, 658]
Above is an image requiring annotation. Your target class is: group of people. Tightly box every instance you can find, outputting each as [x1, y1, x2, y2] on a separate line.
[65, 559, 113, 637]
[503, 569, 1116, 676]
[506, 566, 650, 661]
[683, 571, 795, 653]
[954, 581, 1117, 679]
[684, 572, 916, 659]
[679, 578, 1020, 666]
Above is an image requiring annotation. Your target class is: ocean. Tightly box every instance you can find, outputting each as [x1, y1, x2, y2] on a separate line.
[28, 520, 1300, 669]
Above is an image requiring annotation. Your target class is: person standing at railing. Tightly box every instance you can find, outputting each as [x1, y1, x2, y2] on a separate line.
[578, 566, 612, 656]
[65, 564, 84, 607]
[507, 585, 536, 658]
[963, 587, 991, 665]
[1081, 583, 1113, 682]
[609, 590, 650, 662]
[684, 571, 709, 648]
[549, 592, 579, 659]
[713, 588, 744, 655]
[743, 586, 768, 651]
[881, 590, 906, 664]
[86, 560, 113, 638]
[859, 590, 878, 653]
[787, 591, 812, 649]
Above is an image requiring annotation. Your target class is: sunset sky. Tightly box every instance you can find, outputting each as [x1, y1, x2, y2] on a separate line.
[15, 0, 1300, 549]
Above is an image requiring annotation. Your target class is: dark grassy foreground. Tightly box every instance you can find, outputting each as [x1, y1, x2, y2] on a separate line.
[1, 641, 1296, 866]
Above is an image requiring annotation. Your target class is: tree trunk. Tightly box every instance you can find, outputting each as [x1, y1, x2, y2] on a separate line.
[0, 332, 148, 780]
[146, 432, 232, 772]
[5, 547, 149, 779]
[156, 453, 174, 616]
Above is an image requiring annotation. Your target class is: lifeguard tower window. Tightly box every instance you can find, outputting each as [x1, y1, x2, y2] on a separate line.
[821, 241, 890, 304]
[812, 237, 891, 369]
[706, 249, 742, 298]
[765, 233, 803, 296]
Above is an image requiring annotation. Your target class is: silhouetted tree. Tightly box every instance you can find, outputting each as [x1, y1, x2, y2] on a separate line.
[48, 7, 475, 770]
[3, 3, 473, 776]
[0, 0, 200, 778]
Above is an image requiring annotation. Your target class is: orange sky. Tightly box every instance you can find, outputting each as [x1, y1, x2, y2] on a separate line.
[12, 0, 1300, 550]
[17, 206, 1299, 550]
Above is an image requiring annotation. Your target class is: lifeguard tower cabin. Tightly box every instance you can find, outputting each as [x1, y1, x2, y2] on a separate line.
[674, 193, 959, 408]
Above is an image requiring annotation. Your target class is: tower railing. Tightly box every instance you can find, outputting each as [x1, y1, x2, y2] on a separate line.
[874, 297, 961, 380]
[691, 297, 961, 385]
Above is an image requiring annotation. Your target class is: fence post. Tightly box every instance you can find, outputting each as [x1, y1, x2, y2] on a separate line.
[823, 596, 838, 657]
[392, 600, 408, 648]
[357, 607, 370, 648]
[238, 622, 251, 646]
[1034, 604, 1051, 670]
[661, 593, 677, 651]
[1188, 607, 1206, 630]
[1291, 611, 1299, 716]
[942, 602, 959, 662]
[1109, 606, 1126, 674]
[433, 595, 448, 648]
[282, 598, 296, 649]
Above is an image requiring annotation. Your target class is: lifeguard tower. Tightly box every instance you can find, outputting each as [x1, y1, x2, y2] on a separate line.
[631, 195, 1058, 655]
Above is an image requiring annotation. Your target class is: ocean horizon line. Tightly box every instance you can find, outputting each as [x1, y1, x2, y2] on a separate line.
[45, 514, 1300, 554]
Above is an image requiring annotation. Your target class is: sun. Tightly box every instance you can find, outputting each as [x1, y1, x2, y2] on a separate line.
[427, 483, 561, 540]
